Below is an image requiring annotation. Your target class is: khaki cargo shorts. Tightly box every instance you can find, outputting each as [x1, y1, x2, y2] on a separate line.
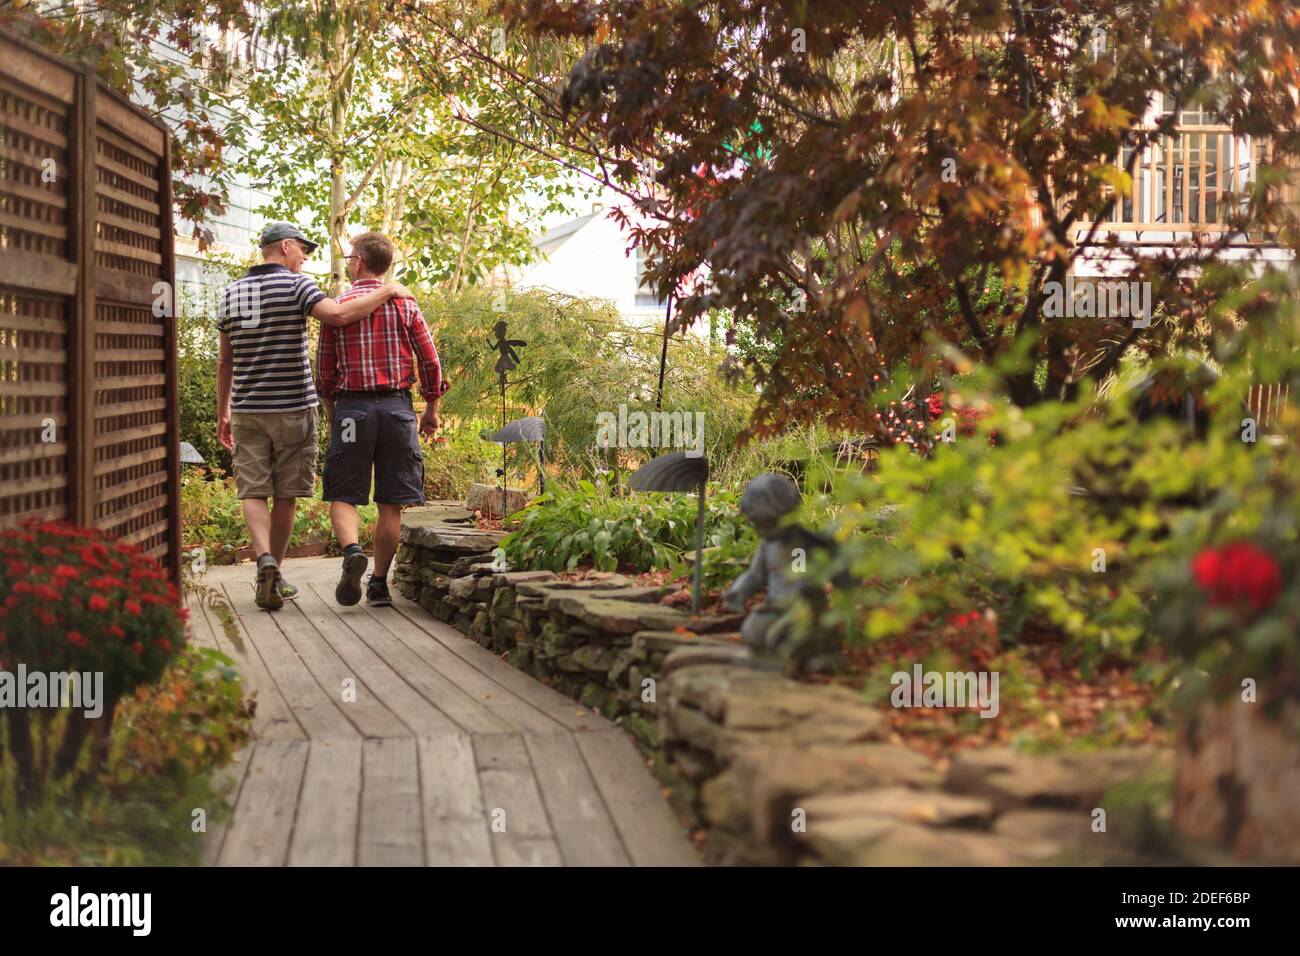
[231, 407, 319, 499]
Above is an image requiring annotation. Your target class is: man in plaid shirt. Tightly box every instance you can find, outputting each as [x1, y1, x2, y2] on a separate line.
[317, 231, 450, 607]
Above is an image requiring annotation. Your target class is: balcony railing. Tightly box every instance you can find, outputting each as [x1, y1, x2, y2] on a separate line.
[1074, 129, 1297, 241]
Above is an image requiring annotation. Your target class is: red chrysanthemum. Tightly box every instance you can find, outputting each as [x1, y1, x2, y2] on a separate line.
[1192, 541, 1282, 614]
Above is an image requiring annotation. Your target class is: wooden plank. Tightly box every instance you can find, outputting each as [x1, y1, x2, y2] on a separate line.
[160, 126, 181, 589]
[303, 579, 513, 736]
[95, 237, 163, 265]
[387, 590, 603, 733]
[113, 517, 169, 547]
[0, 210, 66, 241]
[93, 445, 166, 476]
[95, 492, 169, 529]
[474, 734, 555, 865]
[417, 735, 494, 866]
[358, 737, 424, 866]
[96, 121, 160, 167]
[0, 35, 76, 103]
[289, 738, 362, 867]
[0, 251, 76, 296]
[216, 739, 308, 867]
[95, 267, 162, 307]
[94, 396, 167, 418]
[576, 728, 700, 867]
[0, 380, 65, 398]
[223, 581, 358, 742]
[525, 732, 631, 866]
[95, 181, 160, 216]
[494, 837, 563, 867]
[0, 313, 68, 336]
[211, 578, 305, 741]
[0, 442, 65, 467]
[96, 151, 162, 192]
[95, 472, 166, 506]
[277, 600, 411, 739]
[290, 584, 460, 737]
[353, 596, 568, 736]
[93, 372, 166, 390]
[201, 744, 251, 867]
[96, 92, 165, 156]
[0, 106, 70, 151]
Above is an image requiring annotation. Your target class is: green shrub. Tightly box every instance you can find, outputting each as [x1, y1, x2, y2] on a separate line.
[501, 478, 752, 574]
[424, 287, 755, 479]
[181, 470, 376, 562]
[801, 333, 1295, 675]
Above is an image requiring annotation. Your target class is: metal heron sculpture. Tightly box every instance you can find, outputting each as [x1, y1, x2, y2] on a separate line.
[629, 451, 709, 613]
[488, 415, 547, 494]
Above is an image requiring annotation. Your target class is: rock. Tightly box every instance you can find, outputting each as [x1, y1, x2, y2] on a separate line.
[466, 482, 531, 518]
[401, 519, 506, 554]
[945, 746, 1166, 811]
[804, 819, 1068, 866]
[801, 787, 996, 828]
[489, 587, 516, 619]
[663, 644, 781, 674]
[542, 591, 694, 635]
[448, 576, 478, 599]
[402, 502, 475, 526]
[491, 570, 556, 588]
[699, 767, 752, 833]
[515, 578, 641, 599]
[571, 644, 618, 676]
[992, 809, 1096, 848]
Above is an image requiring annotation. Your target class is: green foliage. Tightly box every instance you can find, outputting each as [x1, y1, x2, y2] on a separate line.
[0, 646, 254, 866]
[500, 479, 750, 574]
[806, 321, 1298, 684]
[423, 418, 499, 501]
[427, 286, 754, 479]
[181, 470, 375, 561]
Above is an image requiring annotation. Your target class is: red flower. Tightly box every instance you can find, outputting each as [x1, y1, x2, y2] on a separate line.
[124, 599, 142, 616]
[67, 631, 87, 647]
[159, 639, 170, 651]
[107, 624, 125, 639]
[88, 595, 109, 613]
[927, 393, 945, 420]
[131, 641, 144, 655]
[1192, 541, 1282, 615]
[54, 563, 79, 579]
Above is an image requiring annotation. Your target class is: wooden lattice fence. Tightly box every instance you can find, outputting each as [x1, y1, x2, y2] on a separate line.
[0, 31, 180, 583]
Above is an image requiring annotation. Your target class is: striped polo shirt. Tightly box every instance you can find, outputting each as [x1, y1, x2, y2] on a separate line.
[217, 263, 326, 413]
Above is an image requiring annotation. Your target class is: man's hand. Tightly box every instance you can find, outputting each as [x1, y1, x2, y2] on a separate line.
[218, 413, 234, 451]
[419, 404, 440, 440]
[387, 281, 417, 301]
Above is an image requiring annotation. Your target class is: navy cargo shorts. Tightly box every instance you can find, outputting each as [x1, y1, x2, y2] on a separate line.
[322, 390, 426, 506]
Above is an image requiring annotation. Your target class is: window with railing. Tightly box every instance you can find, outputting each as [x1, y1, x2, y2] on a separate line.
[1104, 92, 1262, 232]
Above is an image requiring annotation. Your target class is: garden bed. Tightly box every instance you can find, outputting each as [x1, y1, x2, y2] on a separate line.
[393, 507, 1182, 866]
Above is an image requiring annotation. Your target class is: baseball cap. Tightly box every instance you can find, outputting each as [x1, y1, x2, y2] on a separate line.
[259, 221, 319, 253]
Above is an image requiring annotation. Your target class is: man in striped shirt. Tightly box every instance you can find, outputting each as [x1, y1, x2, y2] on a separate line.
[317, 231, 448, 608]
[217, 222, 414, 611]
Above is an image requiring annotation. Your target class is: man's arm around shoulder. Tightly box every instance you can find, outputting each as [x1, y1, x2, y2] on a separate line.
[312, 280, 419, 327]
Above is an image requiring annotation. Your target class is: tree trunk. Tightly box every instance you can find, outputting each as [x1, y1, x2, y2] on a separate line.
[1175, 697, 1300, 863]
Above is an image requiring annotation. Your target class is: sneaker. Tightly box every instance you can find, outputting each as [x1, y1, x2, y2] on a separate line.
[254, 555, 284, 611]
[366, 575, 392, 607]
[336, 549, 368, 606]
[278, 578, 299, 601]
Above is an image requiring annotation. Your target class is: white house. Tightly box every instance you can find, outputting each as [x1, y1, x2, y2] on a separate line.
[510, 201, 676, 329]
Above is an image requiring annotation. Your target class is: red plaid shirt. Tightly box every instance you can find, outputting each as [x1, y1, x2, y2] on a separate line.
[316, 279, 448, 401]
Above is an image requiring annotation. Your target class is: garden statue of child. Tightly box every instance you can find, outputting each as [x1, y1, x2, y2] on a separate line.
[722, 473, 842, 675]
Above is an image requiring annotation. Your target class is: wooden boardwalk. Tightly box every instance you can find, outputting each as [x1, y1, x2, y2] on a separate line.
[186, 557, 699, 867]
